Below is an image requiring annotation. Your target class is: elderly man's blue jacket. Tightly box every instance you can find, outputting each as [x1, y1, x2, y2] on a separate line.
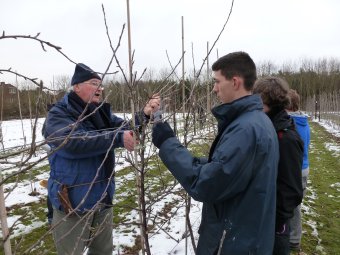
[43, 94, 131, 213]
[159, 95, 279, 254]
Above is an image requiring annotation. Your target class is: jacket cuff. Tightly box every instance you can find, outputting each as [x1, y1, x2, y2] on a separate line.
[114, 131, 125, 148]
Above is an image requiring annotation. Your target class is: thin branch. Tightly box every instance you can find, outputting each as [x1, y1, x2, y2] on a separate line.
[0, 31, 76, 64]
[0, 69, 57, 91]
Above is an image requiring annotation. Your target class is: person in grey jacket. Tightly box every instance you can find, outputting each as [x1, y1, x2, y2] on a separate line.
[152, 52, 279, 254]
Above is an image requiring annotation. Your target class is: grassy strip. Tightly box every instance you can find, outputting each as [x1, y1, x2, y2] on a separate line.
[293, 122, 340, 255]
[4, 122, 339, 254]
[0, 199, 56, 255]
[3, 164, 49, 190]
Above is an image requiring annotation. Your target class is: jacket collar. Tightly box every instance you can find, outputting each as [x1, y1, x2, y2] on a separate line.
[211, 94, 263, 132]
[270, 109, 295, 132]
[60, 92, 111, 117]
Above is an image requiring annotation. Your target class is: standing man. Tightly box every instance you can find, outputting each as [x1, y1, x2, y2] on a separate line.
[253, 77, 304, 255]
[152, 52, 279, 254]
[43, 63, 159, 255]
[287, 89, 311, 252]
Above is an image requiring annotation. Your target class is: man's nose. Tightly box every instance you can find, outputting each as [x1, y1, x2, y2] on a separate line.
[212, 84, 218, 92]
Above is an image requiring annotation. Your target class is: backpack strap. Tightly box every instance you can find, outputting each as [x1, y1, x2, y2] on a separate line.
[277, 128, 288, 140]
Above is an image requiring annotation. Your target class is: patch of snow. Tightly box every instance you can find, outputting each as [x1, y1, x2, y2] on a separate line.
[324, 142, 340, 157]
[330, 182, 340, 192]
[313, 118, 340, 138]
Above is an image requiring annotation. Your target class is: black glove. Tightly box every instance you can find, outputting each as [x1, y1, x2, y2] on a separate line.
[152, 121, 175, 148]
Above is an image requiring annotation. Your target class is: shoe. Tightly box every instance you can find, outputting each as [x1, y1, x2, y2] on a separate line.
[290, 242, 301, 251]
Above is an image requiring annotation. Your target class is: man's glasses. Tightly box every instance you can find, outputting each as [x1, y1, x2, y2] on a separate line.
[83, 81, 102, 87]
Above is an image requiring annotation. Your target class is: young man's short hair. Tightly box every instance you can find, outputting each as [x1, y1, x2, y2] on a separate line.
[211, 51, 257, 91]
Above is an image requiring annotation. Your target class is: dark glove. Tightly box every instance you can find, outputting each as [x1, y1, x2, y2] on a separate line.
[152, 121, 175, 148]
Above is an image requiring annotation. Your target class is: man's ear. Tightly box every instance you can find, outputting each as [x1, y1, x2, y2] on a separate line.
[233, 76, 242, 90]
[73, 84, 80, 92]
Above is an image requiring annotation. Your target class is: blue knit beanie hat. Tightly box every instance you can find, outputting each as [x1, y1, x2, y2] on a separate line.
[71, 63, 101, 85]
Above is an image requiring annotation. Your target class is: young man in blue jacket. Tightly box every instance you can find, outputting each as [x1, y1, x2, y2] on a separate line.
[43, 63, 159, 255]
[152, 52, 279, 254]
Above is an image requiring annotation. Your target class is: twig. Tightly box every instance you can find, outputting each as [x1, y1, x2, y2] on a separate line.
[0, 31, 76, 64]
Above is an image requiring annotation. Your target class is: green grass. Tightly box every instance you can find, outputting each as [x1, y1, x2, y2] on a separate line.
[3, 164, 50, 190]
[292, 122, 340, 255]
[0, 199, 56, 255]
[1, 122, 339, 254]
[0, 162, 55, 255]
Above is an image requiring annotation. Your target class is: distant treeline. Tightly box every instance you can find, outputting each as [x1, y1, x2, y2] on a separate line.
[1, 58, 339, 121]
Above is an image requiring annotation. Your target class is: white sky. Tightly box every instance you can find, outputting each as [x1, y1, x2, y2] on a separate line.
[1, 0, 340, 87]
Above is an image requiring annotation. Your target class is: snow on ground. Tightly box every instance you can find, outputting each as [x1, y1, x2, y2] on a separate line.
[330, 182, 340, 192]
[0, 114, 338, 253]
[4, 173, 49, 207]
[147, 197, 201, 255]
[324, 142, 340, 157]
[0, 114, 206, 253]
[312, 117, 340, 138]
[1, 117, 46, 150]
[302, 181, 325, 253]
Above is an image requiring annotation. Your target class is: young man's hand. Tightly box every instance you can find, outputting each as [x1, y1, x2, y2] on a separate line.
[152, 122, 175, 148]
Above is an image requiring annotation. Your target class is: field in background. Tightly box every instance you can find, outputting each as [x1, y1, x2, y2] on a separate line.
[0, 116, 339, 254]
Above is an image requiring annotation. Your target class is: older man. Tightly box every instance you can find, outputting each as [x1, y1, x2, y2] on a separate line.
[43, 63, 159, 255]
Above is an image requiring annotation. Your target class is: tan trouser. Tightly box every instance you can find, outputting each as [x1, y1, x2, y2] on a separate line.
[52, 207, 113, 255]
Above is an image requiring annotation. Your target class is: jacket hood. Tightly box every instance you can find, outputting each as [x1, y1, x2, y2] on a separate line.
[271, 110, 295, 131]
[211, 94, 263, 131]
[289, 113, 308, 127]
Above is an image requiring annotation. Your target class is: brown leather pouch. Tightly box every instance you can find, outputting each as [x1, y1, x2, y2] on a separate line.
[57, 184, 73, 214]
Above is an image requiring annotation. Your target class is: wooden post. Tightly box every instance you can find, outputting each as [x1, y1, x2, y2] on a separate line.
[126, 1, 148, 254]
[126, 0, 133, 89]
[0, 82, 4, 151]
[181, 16, 185, 115]
[206, 42, 211, 113]
[0, 173, 12, 255]
[181, 16, 188, 255]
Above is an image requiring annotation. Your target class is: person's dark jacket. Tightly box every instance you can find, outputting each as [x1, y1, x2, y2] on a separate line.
[269, 109, 304, 230]
[158, 95, 279, 254]
[43, 92, 146, 213]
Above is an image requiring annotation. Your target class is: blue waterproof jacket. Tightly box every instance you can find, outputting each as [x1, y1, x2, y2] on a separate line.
[43, 94, 130, 213]
[159, 95, 279, 254]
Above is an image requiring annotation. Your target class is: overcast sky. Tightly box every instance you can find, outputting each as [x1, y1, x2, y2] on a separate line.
[1, 0, 339, 87]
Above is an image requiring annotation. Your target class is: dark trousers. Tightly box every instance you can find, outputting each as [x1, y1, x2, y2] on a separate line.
[273, 220, 290, 255]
